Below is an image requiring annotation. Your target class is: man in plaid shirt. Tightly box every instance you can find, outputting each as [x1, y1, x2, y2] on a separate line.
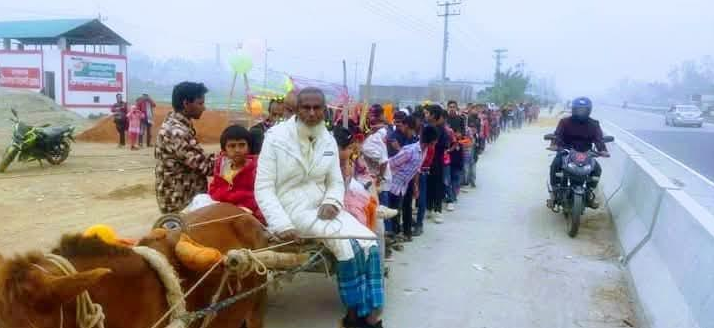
[388, 125, 439, 240]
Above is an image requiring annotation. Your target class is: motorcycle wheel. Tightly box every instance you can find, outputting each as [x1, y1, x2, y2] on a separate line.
[0, 146, 19, 173]
[567, 194, 584, 238]
[46, 141, 70, 165]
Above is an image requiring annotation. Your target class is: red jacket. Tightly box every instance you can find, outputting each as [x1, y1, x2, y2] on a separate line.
[208, 153, 266, 225]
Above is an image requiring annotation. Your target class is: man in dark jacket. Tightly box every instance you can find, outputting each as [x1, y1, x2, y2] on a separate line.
[249, 97, 286, 154]
[110, 93, 128, 147]
[550, 97, 610, 208]
[446, 100, 465, 135]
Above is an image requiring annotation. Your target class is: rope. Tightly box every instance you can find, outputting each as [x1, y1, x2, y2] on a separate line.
[147, 259, 222, 328]
[44, 254, 106, 328]
[187, 213, 252, 228]
[131, 246, 187, 328]
[198, 249, 270, 328]
[176, 247, 327, 326]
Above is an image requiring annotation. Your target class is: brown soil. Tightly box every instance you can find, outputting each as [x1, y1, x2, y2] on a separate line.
[0, 88, 91, 144]
[0, 142, 220, 255]
[76, 105, 253, 144]
[95, 183, 154, 200]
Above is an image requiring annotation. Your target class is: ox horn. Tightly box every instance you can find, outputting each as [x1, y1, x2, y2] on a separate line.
[175, 234, 223, 272]
[45, 268, 112, 303]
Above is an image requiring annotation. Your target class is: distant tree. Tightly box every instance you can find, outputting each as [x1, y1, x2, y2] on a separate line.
[478, 68, 530, 105]
[610, 56, 714, 105]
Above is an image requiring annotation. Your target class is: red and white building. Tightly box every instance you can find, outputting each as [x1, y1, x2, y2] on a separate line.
[0, 19, 130, 117]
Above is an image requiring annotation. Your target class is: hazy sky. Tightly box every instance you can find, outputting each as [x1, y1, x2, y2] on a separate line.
[1, 0, 713, 97]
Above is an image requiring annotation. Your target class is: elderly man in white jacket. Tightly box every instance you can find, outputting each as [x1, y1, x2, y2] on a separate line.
[255, 87, 385, 328]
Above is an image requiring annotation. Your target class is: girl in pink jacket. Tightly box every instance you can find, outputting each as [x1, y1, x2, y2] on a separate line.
[127, 105, 145, 150]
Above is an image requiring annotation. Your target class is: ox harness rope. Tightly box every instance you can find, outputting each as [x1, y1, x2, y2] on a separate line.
[43, 254, 106, 328]
[169, 247, 327, 328]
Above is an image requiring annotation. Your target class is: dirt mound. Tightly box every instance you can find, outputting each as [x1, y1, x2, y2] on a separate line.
[0, 88, 88, 130]
[96, 183, 154, 200]
[77, 105, 252, 144]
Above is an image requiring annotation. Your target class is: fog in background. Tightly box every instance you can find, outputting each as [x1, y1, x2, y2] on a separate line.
[1, 0, 713, 100]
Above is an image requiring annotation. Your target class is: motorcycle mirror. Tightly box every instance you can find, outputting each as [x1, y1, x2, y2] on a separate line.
[10, 108, 18, 118]
[603, 136, 614, 143]
[543, 133, 555, 141]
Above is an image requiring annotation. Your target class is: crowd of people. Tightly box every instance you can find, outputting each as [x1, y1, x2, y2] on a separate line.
[143, 81, 544, 328]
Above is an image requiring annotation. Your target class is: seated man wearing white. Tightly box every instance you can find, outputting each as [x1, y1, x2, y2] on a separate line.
[255, 87, 385, 328]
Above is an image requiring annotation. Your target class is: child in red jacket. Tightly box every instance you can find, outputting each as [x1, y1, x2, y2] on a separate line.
[208, 125, 266, 226]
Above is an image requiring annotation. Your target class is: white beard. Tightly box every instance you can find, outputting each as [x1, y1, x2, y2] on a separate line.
[296, 118, 326, 141]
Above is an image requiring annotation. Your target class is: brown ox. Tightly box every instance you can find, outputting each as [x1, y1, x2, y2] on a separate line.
[0, 204, 294, 328]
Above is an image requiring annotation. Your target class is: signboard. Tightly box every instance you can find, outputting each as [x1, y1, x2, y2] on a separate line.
[0, 67, 41, 88]
[67, 56, 123, 92]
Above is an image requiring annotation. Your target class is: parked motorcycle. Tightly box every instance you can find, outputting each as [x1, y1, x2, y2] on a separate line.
[544, 133, 614, 237]
[0, 109, 75, 172]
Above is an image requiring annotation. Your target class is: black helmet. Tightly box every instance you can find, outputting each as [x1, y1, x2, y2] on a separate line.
[571, 97, 592, 123]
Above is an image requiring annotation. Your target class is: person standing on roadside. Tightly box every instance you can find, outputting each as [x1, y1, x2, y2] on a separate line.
[110, 93, 128, 148]
[136, 93, 157, 147]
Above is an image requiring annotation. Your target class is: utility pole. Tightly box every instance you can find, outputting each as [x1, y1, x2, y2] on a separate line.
[493, 48, 508, 88]
[437, 0, 461, 103]
[516, 60, 525, 75]
[361, 43, 377, 130]
[353, 61, 363, 99]
[343, 59, 349, 128]
[263, 39, 274, 90]
[215, 43, 221, 67]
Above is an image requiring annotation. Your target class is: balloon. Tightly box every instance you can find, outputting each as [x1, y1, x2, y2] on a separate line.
[283, 76, 294, 93]
[384, 103, 394, 124]
[230, 55, 253, 74]
[247, 99, 263, 117]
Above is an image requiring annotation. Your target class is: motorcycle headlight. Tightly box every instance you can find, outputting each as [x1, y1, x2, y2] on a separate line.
[583, 164, 592, 171]
[567, 162, 577, 170]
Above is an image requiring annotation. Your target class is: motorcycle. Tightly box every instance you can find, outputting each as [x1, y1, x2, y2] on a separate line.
[543, 133, 614, 237]
[0, 108, 75, 172]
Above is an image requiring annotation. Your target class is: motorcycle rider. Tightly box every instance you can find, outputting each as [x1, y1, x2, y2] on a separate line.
[549, 97, 610, 208]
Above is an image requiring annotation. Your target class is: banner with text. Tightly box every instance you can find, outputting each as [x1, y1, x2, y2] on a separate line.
[0, 67, 41, 88]
[68, 56, 123, 92]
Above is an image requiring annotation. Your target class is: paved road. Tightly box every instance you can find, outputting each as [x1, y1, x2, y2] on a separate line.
[264, 124, 634, 328]
[595, 105, 714, 182]
[593, 105, 714, 214]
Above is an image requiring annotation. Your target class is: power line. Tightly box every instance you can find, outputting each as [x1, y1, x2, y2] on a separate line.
[360, 0, 483, 60]
[372, 0, 440, 35]
[362, 0, 438, 38]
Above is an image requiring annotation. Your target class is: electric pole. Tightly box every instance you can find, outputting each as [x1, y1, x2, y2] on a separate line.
[493, 48, 508, 88]
[263, 39, 274, 90]
[516, 60, 525, 75]
[353, 61, 361, 99]
[437, 0, 461, 103]
[215, 43, 221, 67]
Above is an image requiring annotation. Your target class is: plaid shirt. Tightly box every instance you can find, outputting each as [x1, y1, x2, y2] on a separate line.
[154, 111, 215, 213]
[388, 143, 423, 196]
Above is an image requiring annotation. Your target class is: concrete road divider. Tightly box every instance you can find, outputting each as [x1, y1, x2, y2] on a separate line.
[600, 133, 714, 328]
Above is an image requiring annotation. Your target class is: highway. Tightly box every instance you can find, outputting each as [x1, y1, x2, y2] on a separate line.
[595, 105, 714, 182]
[594, 104, 714, 214]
